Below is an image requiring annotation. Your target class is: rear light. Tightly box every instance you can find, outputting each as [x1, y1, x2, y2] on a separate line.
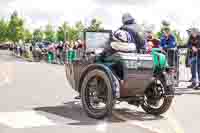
[166, 67, 176, 74]
[170, 69, 176, 74]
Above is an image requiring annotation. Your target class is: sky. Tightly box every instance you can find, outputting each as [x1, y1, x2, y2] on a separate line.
[1, 0, 200, 34]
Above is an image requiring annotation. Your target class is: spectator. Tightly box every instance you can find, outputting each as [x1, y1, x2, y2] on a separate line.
[77, 40, 85, 49]
[160, 27, 176, 49]
[145, 30, 160, 54]
[47, 44, 55, 64]
[160, 27, 177, 66]
[17, 45, 21, 56]
[187, 28, 200, 89]
[185, 28, 193, 81]
[56, 42, 64, 64]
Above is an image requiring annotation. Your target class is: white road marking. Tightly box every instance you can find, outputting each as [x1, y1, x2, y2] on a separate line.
[0, 111, 56, 128]
[96, 121, 108, 132]
[0, 63, 14, 86]
[113, 102, 185, 133]
[113, 111, 164, 133]
[165, 101, 185, 133]
[166, 113, 185, 133]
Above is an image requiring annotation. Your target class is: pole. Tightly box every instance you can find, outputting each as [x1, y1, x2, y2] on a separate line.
[64, 28, 66, 43]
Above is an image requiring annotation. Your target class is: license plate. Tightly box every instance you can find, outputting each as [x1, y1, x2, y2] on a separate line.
[166, 74, 175, 85]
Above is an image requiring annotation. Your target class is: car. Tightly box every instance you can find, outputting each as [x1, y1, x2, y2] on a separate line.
[65, 30, 175, 119]
[0, 43, 10, 50]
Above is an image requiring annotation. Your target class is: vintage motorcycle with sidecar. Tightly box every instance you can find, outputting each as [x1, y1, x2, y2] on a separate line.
[65, 30, 175, 119]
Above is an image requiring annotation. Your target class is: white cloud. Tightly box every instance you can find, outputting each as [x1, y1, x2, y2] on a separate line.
[6, 0, 98, 29]
[1, 0, 200, 34]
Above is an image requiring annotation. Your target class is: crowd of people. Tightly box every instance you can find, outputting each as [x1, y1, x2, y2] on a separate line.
[111, 13, 200, 90]
[44, 40, 85, 64]
[10, 40, 85, 64]
[143, 22, 200, 90]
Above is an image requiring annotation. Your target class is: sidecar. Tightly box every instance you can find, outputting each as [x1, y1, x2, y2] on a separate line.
[65, 30, 175, 119]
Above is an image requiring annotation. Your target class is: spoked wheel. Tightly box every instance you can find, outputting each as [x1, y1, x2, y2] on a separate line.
[81, 69, 114, 119]
[141, 77, 174, 115]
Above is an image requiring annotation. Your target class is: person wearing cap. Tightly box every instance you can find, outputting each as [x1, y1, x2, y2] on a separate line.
[187, 28, 200, 89]
[100, 13, 144, 58]
[160, 27, 176, 49]
[160, 27, 177, 67]
[119, 13, 145, 52]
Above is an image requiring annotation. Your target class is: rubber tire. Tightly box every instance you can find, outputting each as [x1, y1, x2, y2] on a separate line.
[141, 77, 174, 116]
[81, 69, 113, 119]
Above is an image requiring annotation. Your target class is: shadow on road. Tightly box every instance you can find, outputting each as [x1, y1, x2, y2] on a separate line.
[34, 101, 164, 126]
[35, 101, 102, 126]
[113, 108, 164, 121]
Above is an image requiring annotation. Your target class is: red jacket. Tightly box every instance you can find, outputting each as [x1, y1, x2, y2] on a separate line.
[146, 38, 160, 54]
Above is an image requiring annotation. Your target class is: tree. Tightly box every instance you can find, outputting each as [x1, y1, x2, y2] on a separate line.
[24, 29, 32, 43]
[75, 21, 85, 31]
[57, 22, 69, 42]
[67, 26, 79, 41]
[0, 18, 8, 43]
[172, 30, 184, 45]
[7, 11, 25, 44]
[87, 18, 103, 31]
[33, 29, 43, 43]
[75, 21, 85, 40]
[44, 24, 56, 42]
[57, 21, 85, 42]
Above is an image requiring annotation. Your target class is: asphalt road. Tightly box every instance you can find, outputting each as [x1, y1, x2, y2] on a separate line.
[0, 50, 200, 133]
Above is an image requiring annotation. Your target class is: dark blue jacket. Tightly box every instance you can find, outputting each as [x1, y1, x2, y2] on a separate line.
[160, 34, 176, 48]
[120, 24, 145, 52]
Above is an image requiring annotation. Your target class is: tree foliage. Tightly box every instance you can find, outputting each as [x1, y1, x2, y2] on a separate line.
[33, 29, 43, 43]
[24, 29, 32, 43]
[172, 30, 184, 45]
[0, 18, 8, 43]
[57, 22, 69, 42]
[57, 21, 85, 42]
[44, 24, 56, 42]
[87, 18, 103, 31]
[7, 11, 25, 44]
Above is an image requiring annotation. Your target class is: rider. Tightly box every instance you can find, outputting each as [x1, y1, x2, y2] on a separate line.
[119, 13, 145, 52]
[101, 13, 145, 58]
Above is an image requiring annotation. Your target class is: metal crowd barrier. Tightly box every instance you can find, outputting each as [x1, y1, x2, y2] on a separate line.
[65, 47, 200, 86]
[65, 49, 85, 64]
[163, 47, 200, 87]
[138, 48, 194, 86]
